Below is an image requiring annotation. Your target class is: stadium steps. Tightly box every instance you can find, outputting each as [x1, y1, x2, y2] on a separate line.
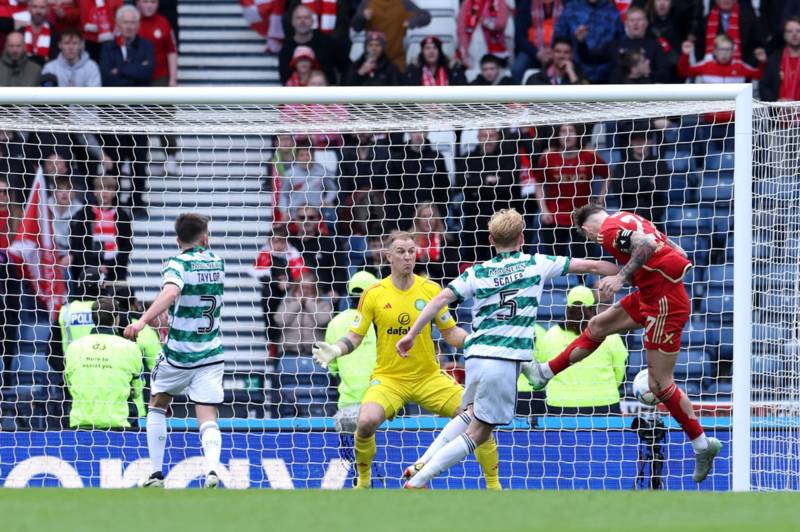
[129, 134, 275, 363]
[178, 0, 279, 86]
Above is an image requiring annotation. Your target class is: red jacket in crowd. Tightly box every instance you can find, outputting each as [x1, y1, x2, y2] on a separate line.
[79, 0, 123, 44]
[139, 12, 177, 82]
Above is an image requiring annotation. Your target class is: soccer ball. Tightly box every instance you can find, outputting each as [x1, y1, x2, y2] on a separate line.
[632, 369, 659, 406]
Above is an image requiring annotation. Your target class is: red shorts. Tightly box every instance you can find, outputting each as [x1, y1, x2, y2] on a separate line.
[619, 285, 690, 354]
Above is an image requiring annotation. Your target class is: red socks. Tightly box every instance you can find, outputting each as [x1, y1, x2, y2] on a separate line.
[656, 383, 704, 440]
[547, 329, 603, 375]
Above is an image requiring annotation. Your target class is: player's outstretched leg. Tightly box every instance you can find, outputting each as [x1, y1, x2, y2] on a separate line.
[474, 437, 501, 491]
[199, 420, 222, 488]
[354, 402, 385, 489]
[140, 405, 168, 488]
[648, 350, 722, 482]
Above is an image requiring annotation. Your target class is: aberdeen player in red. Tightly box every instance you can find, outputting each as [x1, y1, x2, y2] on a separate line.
[522, 204, 722, 483]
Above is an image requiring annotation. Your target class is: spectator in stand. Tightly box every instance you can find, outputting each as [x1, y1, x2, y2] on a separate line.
[554, 0, 624, 84]
[696, 0, 764, 68]
[290, 205, 343, 295]
[274, 270, 333, 356]
[533, 123, 607, 258]
[285, 45, 319, 86]
[279, 4, 348, 85]
[279, 135, 335, 217]
[80, 0, 123, 61]
[252, 223, 305, 357]
[455, 127, 517, 263]
[50, 174, 89, 284]
[0, 32, 42, 86]
[49, 0, 81, 35]
[42, 29, 101, 87]
[281, 0, 351, 58]
[610, 5, 672, 83]
[678, 34, 764, 84]
[526, 36, 585, 84]
[361, 231, 388, 279]
[618, 48, 653, 82]
[99, 6, 154, 87]
[637, 0, 694, 72]
[405, 36, 467, 86]
[456, 0, 510, 70]
[23, 0, 57, 67]
[337, 132, 391, 212]
[345, 31, 402, 86]
[100, 6, 153, 215]
[351, 0, 431, 72]
[0, 175, 22, 387]
[612, 131, 668, 228]
[137, 0, 177, 86]
[411, 203, 457, 283]
[512, 0, 563, 84]
[386, 130, 450, 228]
[86, 175, 132, 282]
[761, 17, 800, 102]
[469, 53, 512, 85]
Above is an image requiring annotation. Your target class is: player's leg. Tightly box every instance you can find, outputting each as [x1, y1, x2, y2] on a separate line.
[409, 372, 500, 490]
[522, 298, 641, 390]
[643, 292, 721, 482]
[407, 359, 515, 488]
[142, 391, 172, 487]
[354, 380, 405, 489]
[188, 363, 225, 488]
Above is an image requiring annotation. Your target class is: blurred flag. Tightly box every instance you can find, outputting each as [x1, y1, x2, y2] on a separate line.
[8, 170, 67, 320]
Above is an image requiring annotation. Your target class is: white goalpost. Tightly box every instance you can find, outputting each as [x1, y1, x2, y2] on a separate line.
[0, 84, 787, 491]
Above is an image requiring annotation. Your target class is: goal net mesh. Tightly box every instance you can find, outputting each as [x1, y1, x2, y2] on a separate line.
[0, 97, 793, 490]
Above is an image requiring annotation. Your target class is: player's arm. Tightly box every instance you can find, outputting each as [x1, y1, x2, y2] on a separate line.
[312, 331, 364, 369]
[396, 288, 459, 357]
[598, 232, 658, 297]
[123, 284, 180, 340]
[567, 258, 620, 277]
[666, 237, 689, 259]
[439, 325, 469, 349]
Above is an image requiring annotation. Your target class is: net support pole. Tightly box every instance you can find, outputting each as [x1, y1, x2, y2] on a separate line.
[731, 85, 753, 492]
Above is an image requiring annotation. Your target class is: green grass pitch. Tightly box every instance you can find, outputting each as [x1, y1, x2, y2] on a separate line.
[0, 490, 797, 532]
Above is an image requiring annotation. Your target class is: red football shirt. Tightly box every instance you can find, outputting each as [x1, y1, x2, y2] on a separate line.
[597, 211, 692, 296]
[138, 13, 177, 81]
[534, 149, 608, 227]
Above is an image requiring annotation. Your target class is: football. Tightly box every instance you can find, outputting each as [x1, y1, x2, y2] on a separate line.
[633, 369, 659, 406]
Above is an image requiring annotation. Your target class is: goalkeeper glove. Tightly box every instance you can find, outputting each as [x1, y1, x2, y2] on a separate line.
[312, 341, 342, 369]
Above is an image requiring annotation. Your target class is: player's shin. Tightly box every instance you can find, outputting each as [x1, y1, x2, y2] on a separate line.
[655, 382, 708, 451]
[146, 407, 168, 474]
[408, 434, 477, 488]
[200, 421, 222, 474]
[474, 436, 501, 490]
[548, 328, 603, 375]
[416, 412, 471, 465]
[354, 434, 376, 488]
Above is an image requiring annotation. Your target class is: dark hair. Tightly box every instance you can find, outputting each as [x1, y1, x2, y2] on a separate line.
[92, 297, 116, 328]
[53, 174, 72, 190]
[619, 49, 645, 76]
[175, 213, 209, 244]
[270, 223, 289, 239]
[59, 28, 83, 42]
[293, 135, 313, 151]
[786, 16, 800, 30]
[417, 36, 448, 70]
[573, 204, 606, 229]
[480, 53, 506, 67]
[552, 36, 573, 49]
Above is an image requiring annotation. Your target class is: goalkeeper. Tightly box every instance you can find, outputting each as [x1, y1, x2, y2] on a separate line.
[324, 271, 379, 462]
[313, 232, 501, 490]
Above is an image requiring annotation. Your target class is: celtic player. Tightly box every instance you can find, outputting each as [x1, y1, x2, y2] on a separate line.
[397, 209, 619, 488]
[312, 231, 501, 490]
[125, 213, 225, 489]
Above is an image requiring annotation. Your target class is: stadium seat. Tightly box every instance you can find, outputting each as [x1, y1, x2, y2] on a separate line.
[681, 328, 707, 351]
[625, 331, 643, 351]
[546, 274, 579, 290]
[753, 323, 788, 345]
[674, 234, 711, 266]
[667, 172, 700, 206]
[537, 291, 567, 322]
[703, 380, 732, 401]
[707, 264, 734, 290]
[704, 151, 735, 171]
[663, 149, 694, 174]
[277, 355, 331, 388]
[684, 266, 706, 298]
[625, 349, 646, 379]
[700, 171, 734, 203]
[666, 206, 706, 235]
[701, 286, 733, 318]
[673, 349, 708, 381]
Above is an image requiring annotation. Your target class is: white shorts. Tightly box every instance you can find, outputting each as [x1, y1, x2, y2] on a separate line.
[461, 357, 520, 426]
[150, 354, 225, 405]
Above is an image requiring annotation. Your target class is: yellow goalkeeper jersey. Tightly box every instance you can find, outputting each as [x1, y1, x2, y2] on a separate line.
[349, 275, 457, 381]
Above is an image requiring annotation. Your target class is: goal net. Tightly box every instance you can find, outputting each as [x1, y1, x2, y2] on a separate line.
[0, 86, 790, 491]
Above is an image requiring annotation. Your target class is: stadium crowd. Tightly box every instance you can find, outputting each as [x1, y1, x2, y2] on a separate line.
[0, 0, 788, 427]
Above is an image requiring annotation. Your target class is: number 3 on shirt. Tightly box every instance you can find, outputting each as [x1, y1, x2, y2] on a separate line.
[197, 295, 218, 333]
